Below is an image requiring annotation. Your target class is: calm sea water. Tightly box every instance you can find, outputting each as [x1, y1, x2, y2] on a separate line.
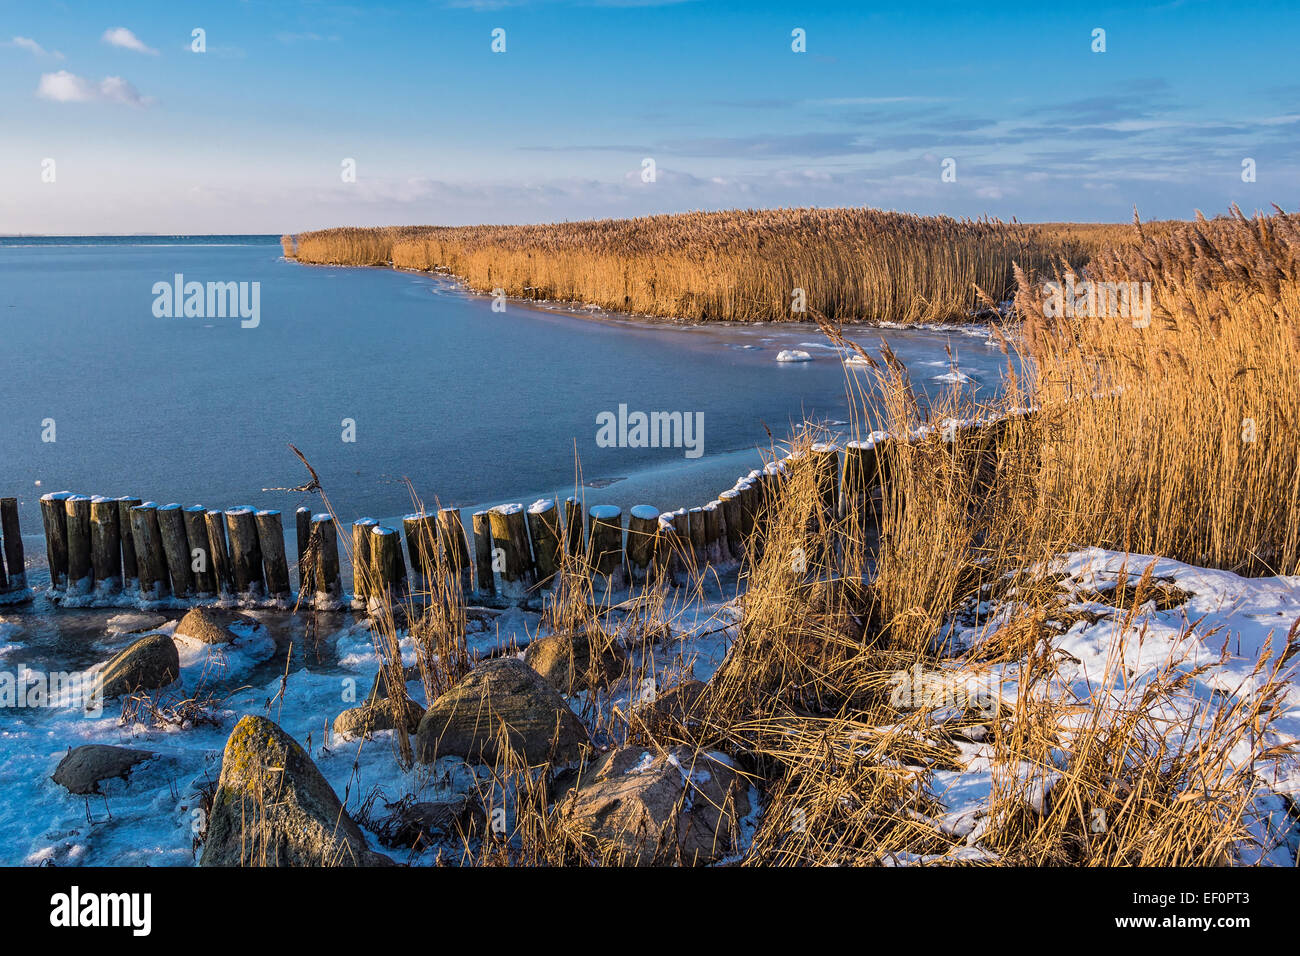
[0, 236, 1010, 583]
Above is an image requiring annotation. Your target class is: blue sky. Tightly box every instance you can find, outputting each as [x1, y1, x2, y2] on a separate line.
[2, 0, 1297, 233]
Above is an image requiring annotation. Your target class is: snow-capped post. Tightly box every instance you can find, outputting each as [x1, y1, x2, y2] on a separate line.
[254, 510, 290, 601]
[296, 506, 315, 596]
[157, 504, 194, 599]
[471, 510, 495, 598]
[225, 506, 265, 599]
[588, 505, 625, 590]
[117, 497, 142, 590]
[89, 497, 122, 595]
[719, 489, 744, 561]
[437, 507, 472, 593]
[40, 491, 72, 591]
[350, 517, 378, 609]
[130, 503, 170, 600]
[205, 509, 234, 597]
[401, 513, 436, 589]
[526, 500, 562, 588]
[655, 512, 682, 581]
[687, 506, 705, 566]
[737, 475, 760, 539]
[626, 505, 659, 582]
[702, 500, 726, 564]
[842, 440, 881, 523]
[488, 504, 535, 601]
[368, 524, 405, 608]
[811, 443, 840, 520]
[64, 494, 93, 595]
[1, 497, 25, 590]
[184, 506, 216, 597]
[563, 496, 584, 557]
[311, 514, 343, 609]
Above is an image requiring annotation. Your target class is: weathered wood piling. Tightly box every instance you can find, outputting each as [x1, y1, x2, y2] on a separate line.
[588, 505, 625, 590]
[437, 507, 472, 593]
[204, 509, 234, 597]
[89, 497, 122, 594]
[368, 525, 405, 607]
[255, 510, 291, 601]
[296, 507, 315, 597]
[526, 500, 562, 587]
[40, 491, 72, 591]
[184, 506, 216, 597]
[117, 497, 141, 589]
[1, 497, 25, 591]
[311, 514, 343, 609]
[130, 503, 169, 600]
[563, 497, 584, 556]
[64, 494, 93, 595]
[350, 517, 378, 609]
[626, 505, 659, 582]
[488, 504, 535, 600]
[225, 506, 265, 599]
[471, 510, 495, 598]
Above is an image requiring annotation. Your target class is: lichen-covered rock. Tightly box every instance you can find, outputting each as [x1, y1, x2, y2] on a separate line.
[415, 657, 589, 767]
[558, 746, 751, 866]
[524, 631, 626, 694]
[175, 607, 258, 645]
[51, 744, 155, 795]
[97, 633, 180, 698]
[201, 715, 392, 867]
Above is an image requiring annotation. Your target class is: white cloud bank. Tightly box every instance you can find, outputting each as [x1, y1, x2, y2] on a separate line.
[7, 36, 64, 58]
[37, 70, 151, 106]
[101, 27, 157, 55]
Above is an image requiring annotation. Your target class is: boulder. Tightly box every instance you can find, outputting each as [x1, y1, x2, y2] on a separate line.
[333, 696, 423, 739]
[97, 633, 180, 698]
[51, 744, 155, 795]
[558, 746, 751, 866]
[175, 607, 258, 645]
[636, 679, 708, 729]
[416, 657, 589, 767]
[524, 631, 626, 694]
[201, 715, 392, 867]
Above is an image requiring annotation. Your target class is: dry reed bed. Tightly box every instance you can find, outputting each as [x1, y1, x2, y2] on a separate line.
[282, 209, 1142, 324]
[292, 208, 1297, 866]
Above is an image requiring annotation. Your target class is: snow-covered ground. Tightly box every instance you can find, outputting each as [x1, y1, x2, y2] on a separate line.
[1, 547, 1295, 866]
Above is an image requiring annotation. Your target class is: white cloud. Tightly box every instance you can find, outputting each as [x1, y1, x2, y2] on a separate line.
[7, 36, 64, 59]
[101, 27, 158, 55]
[37, 70, 151, 106]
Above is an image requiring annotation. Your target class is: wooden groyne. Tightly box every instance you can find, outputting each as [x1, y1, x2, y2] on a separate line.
[2, 416, 1016, 613]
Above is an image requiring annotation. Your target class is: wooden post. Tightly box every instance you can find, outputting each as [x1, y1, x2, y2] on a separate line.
[312, 514, 343, 609]
[129, 503, 170, 600]
[89, 497, 122, 594]
[656, 512, 684, 582]
[256, 510, 291, 601]
[563, 496, 584, 557]
[157, 504, 194, 599]
[843, 440, 881, 523]
[526, 500, 561, 588]
[183, 506, 216, 597]
[402, 513, 430, 589]
[350, 517, 378, 609]
[702, 500, 726, 565]
[225, 506, 264, 599]
[588, 505, 625, 590]
[471, 510, 495, 598]
[117, 497, 141, 591]
[687, 506, 705, 565]
[368, 525, 404, 609]
[40, 491, 72, 590]
[626, 505, 659, 583]
[719, 489, 744, 563]
[437, 507, 472, 593]
[1, 498, 25, 590]
[205, 509, 234, 598]
[64, 495, 93, 595]
[488, 504, 535, 601]
[296, 507, 315, 597]
[811, 443, 840, 520]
